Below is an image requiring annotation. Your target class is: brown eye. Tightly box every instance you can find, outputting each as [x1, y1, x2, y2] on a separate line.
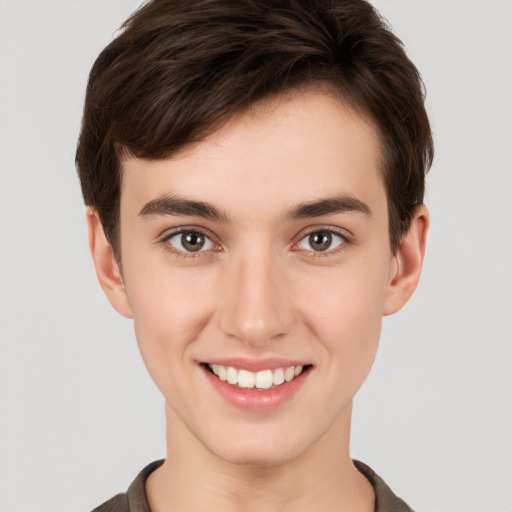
[298, 230, 344, 252]
[182, 232, 205, 252]
[167, 230, 213, 253]
[309, 231, 332, 251]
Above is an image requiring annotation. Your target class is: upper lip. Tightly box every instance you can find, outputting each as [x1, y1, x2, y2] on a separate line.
[202, 357, 311, 372]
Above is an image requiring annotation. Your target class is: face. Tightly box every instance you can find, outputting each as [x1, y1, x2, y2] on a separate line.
[99, 92, 412, 466]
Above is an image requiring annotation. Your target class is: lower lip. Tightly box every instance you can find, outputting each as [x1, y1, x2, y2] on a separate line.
[202, 365, 311, 411]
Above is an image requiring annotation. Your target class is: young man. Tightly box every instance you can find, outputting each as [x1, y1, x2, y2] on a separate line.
[76, 0, 432, 511]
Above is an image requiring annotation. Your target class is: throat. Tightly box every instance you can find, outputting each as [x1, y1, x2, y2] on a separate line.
[147, 446, 374, 512]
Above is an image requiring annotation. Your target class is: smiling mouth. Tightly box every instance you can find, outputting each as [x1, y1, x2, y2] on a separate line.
[204, 363, 312, 391]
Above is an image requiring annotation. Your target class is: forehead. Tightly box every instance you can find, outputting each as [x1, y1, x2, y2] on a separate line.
[120, 91, 385, 217]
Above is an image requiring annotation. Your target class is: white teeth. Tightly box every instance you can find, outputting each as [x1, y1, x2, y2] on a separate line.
[226, 366, 238, 385]
[255, 370, 273, 390]
[238, 369, 255, 388]
[272, 367, 285, 385]
[208, 363, 306, 390]
[218, 365, 227, 381]
[284, 366, 295, 382]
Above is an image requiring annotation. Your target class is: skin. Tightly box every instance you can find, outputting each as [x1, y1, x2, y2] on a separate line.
[87, 91, 428, 512]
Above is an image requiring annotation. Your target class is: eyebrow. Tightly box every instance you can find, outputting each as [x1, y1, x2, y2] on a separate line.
[287, 195, 371, 219]
[138, 195, 228, 222]
[138, 194, 370, 222]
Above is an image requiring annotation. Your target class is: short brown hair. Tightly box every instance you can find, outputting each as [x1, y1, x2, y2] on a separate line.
[76, 0, 433, 256]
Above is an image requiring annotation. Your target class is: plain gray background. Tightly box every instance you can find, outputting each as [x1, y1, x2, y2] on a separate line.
[0, 1, 511, 511]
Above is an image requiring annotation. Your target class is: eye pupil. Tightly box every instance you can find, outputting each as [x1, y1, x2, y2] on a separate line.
[309, 231, 332, 251]
[182, 232, 205, 252]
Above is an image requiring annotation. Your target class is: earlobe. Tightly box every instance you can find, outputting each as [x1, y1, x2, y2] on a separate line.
[86, 208, 133, 319]
[383, 205, 429, 316]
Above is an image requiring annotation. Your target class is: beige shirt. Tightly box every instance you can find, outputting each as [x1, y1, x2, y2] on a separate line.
[92, 459, 414, 512]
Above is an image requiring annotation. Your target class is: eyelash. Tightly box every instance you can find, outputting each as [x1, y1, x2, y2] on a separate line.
[293, 227, 350, 257]
[159, 227, 220, 259]
[158, 226, 351, 259]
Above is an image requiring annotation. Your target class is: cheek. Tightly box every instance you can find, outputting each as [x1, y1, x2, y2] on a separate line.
[308, 284, 383, 360]
[124, 265, 217, 389]
[297, 260, 390, 386]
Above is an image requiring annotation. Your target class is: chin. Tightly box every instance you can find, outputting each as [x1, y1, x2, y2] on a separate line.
[203, 428, 310, 468]
[216, 446, 298, 468]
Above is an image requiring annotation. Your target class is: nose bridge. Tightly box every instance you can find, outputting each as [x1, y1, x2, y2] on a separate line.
[218, 242, 292, 345]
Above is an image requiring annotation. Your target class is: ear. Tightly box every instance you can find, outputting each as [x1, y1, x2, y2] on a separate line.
[383, 205, 429, 316]
[86, 208, 133, 318]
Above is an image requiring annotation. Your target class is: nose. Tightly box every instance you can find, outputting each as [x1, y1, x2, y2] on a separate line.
[218, 247, 294, 347]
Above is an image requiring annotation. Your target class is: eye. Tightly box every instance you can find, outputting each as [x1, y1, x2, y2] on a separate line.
[166, 230, 214, 253]
[297, 230, 345, 253]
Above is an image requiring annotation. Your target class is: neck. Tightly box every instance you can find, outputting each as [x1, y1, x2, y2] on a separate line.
[146, 403, 374, 512]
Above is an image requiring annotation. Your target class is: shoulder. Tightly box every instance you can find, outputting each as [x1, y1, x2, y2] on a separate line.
[90, 460, 164, 512]
[91, 493, 129, 512]
[354, 460, 415, 512]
